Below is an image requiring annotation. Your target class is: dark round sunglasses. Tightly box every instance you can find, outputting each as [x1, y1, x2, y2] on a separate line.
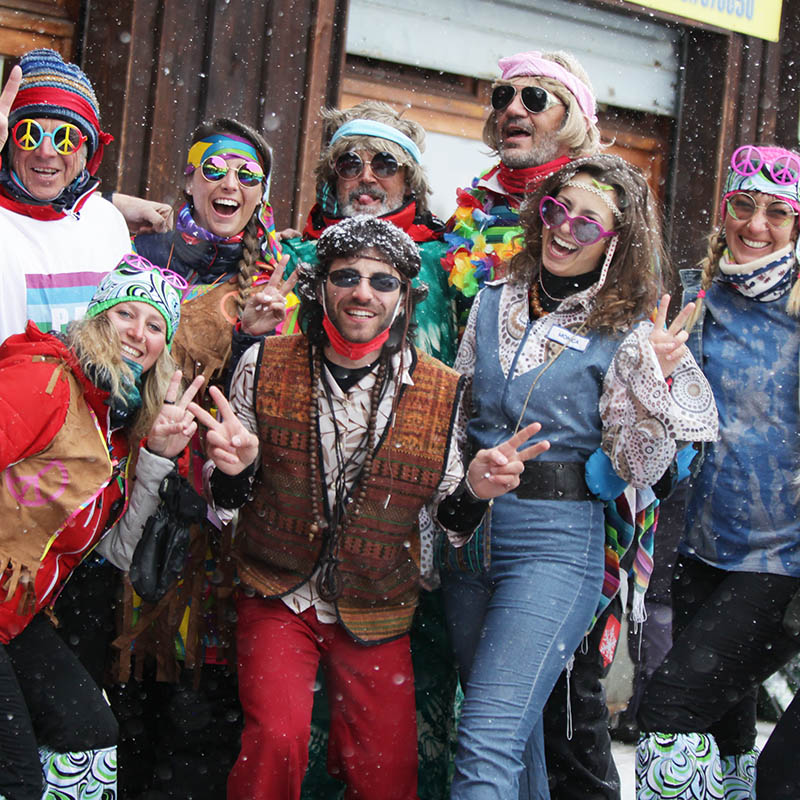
[334, 151, 401, 180]
[328, 268, 402, 293]
[491, 85, 563, 115]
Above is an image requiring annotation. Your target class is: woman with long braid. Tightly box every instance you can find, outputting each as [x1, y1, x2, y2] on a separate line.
[110, 118, 294, 799]
[636, 144, 800, 799]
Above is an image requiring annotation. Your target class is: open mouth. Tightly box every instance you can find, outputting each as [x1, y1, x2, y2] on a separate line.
[32, 166, 60, 177]
[741, 237, 770, 250]
[212, 197, 240, 217]
[501, 122, 532, 143]
[346, 308, 376, 319]
[549, 233, 578, 256]
[121, 344, 144, 359]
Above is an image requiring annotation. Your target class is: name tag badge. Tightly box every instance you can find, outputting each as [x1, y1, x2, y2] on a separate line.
[547, 324, 589, 352]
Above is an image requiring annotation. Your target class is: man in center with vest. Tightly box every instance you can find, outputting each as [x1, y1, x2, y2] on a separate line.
[193, 214, 548, 799]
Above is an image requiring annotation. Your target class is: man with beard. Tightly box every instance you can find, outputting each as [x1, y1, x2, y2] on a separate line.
[270, 100, 457, 366]
[198, 215, 547, 799]
[441, 50, 639, 800]
[235, 102, 460, 800]
[442, 50, 599, 328]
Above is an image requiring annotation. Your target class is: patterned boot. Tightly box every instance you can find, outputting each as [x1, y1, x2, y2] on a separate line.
[636, 732, 724, 799]
[719, 749, 758, 800]
[39, 745, 117, 799]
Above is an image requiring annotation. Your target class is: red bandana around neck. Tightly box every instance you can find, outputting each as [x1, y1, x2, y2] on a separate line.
[322, 314, 391, 361]
[496, 156, 572, 197]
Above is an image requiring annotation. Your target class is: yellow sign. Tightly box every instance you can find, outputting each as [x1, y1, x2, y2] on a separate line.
[626, 0, 783, 42]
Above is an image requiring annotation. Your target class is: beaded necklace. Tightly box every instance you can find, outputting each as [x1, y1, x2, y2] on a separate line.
[308, 348, 388, 602]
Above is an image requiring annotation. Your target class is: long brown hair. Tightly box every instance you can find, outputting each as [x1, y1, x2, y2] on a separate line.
[509, 154, 665, 332]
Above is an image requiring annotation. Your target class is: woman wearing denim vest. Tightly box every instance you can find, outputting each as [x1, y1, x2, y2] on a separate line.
[444, 154, 717, 800]
[636, 145, 800, 799]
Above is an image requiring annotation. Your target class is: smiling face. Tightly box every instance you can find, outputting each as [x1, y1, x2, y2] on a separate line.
[724, 190, 798, 265]
[322, 253, 404, 364]
[335, 149, 408, 217]
[185, 155, 263, 237]
[495, 79, 568, 169]
[10, 117, 87, 201]
[106, 301, 167, 373]
[541, 172, 617, 278]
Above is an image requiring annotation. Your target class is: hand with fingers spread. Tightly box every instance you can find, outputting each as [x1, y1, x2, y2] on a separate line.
[188, 385, 259, 475]
[466, 421, 551, 500]
[240, 256, 298, 336]
[0, 65, 22, 153]
[649, 293, 694, 379]
[146, 372, 205, 458]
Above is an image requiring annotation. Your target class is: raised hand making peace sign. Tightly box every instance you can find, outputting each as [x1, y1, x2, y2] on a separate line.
[188, 385, 259, 475]
[239, 256, 299, 336]
[146, 371, 205, 459]
[0, 65, 22, 153]
[648, 294, 695, 379]
[466, 421, 551, 500]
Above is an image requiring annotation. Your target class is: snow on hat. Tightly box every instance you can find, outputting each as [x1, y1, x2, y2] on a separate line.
[316, 214, 421, 280]
[9, 48, 112, 174]
[86, 256, 183, 347]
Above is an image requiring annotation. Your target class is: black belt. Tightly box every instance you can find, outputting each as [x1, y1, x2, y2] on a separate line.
[512, 461, 592, 501]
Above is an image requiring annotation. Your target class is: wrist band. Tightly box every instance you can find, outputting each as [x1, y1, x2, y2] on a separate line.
[464, 471, 483, 500]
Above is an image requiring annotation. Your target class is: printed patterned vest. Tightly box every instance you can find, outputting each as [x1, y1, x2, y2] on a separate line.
[0, 359, 114, 598]
[235, 335, 462, 643]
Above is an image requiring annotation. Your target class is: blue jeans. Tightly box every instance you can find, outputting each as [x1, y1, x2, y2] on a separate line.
[443, 497, 605, 800]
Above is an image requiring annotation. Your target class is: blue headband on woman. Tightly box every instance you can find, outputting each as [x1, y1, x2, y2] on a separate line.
[329, 120, 422, 163]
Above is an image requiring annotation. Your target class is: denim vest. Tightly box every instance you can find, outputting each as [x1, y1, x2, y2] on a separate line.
[680, 269, 800, 576]
[467, 283, 622, 462]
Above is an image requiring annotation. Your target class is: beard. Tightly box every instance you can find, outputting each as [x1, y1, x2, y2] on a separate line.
[499, 128, 564, 169]
[339, 183, 392, 218]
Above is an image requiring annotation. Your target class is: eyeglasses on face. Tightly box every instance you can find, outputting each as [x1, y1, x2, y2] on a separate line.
[491, 85, 563, 115]
[200, 155, 265, 187]
[726, 192, 799, 228]
[12, 118, 87, 155]
[539, 196, 616, 246]
[327, 268, 403, 293]
[333, 151, 401, 181]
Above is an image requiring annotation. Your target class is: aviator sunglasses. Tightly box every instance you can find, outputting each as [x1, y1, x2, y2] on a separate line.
[12, 118, 87, 155]
[200, 155, 265, 188]
[334, 151, 401, 180]
[491, 85, 563, 115]
[328, 268, 403, 293]
[539, 196, 616, 246]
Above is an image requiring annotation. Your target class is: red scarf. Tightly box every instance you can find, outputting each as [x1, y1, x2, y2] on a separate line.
[0, 183, 98, 221]
[495, 156, 572, 197]
[302, 198, 439, 243]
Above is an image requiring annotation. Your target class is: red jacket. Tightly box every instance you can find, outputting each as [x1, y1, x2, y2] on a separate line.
[0, 323, 129, 641]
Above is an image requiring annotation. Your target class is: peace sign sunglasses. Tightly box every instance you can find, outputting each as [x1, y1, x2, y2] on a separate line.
[12, 119, 87, 156]
[731, 145, 800, 187]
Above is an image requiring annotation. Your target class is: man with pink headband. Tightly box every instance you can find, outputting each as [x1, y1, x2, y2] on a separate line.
[442, 50, 600, 311]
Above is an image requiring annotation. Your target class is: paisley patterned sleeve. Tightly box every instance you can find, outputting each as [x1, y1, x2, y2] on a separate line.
[599, 321, 718, 487]
[451, 291, 481, 456]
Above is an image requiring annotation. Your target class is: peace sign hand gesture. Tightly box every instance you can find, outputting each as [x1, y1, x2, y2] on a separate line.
[146, 372, 205, 458]
[466, 421, 551, 500]
[0, 65, 22, 153]
[240, 256, 298, 336]
[649, 294, 694, 379]
[188, 385, 259, 475]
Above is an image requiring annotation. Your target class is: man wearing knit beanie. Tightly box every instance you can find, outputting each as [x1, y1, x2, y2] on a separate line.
[0, 48, 131, 342]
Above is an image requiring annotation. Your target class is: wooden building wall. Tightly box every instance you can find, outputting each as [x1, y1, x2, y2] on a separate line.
[81, 0, 348, 230]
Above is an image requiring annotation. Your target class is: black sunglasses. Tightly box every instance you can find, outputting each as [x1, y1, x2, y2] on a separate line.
[328, 268, 403, 293]
[491, 85, 563, 115]
[334, 151, 401, 180]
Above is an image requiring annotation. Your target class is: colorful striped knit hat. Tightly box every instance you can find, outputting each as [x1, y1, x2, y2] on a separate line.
[9, 49, 112, 174]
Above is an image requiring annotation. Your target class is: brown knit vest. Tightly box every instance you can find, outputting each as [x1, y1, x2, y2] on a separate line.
[235, 335, 462, 643]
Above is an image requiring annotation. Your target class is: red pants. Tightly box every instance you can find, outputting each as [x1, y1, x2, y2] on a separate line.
[227, 595, 419, 800]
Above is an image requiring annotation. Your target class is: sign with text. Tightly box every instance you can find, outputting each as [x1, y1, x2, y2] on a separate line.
[626, 0, 783, 42]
